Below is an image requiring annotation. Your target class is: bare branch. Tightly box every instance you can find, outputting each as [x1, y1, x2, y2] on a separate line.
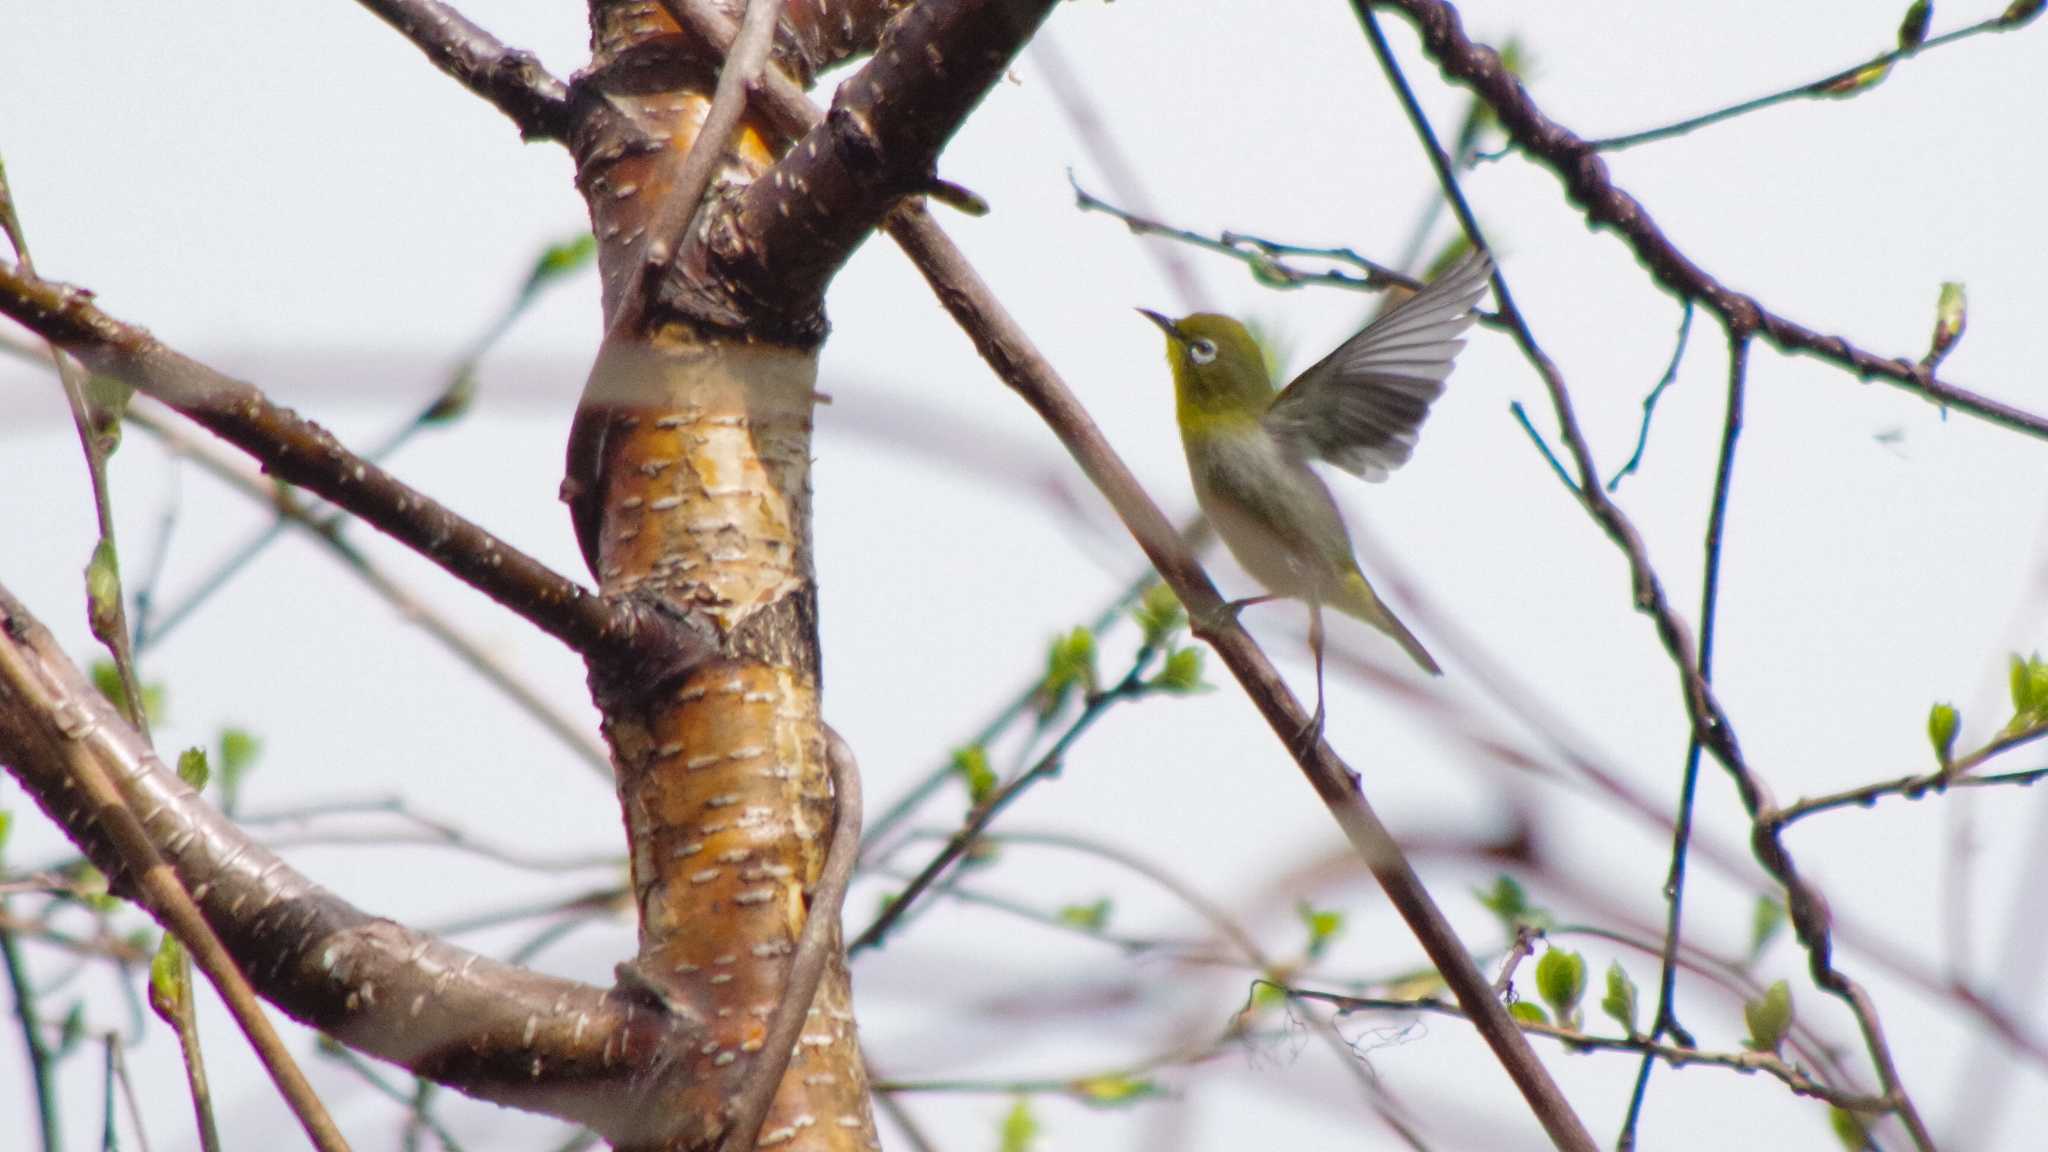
[0, 584, 708, 1145]
[1377, 0, 2048, 446]
[1349, 3, 1935, 1146]
[677, 0, 1060, 335]
[0, 597, 352, 1152]
[621, 0, 786, 335]
[1283, 986, 1893, 1114]
[0, 261, 712, 679]
[880, 198, 1596, 1150]
[351, 0, 573, 140]
[1581, 9, 2036, 154]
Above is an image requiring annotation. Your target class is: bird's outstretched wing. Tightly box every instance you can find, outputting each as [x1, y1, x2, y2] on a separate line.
[1263, 250, 1493, 480]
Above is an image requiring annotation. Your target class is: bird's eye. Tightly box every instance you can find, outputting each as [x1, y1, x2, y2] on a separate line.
[1189, 338, 1218, 365]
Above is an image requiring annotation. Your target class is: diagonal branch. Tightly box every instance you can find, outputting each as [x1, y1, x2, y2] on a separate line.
[1377, 0, 2048, 445]
[671, 0, 1060, 336]
[1351, 3, 1934, 1147]
[351, 0, 573, 140]
[653, 2, 1590, 1144]
[0, 583, 711, 1145]
[0, 261, 712, 679]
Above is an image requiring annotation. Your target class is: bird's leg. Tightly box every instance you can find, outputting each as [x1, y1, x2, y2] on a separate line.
[1196, 594, 1277, 635]
[1295, 601, 1328, 755]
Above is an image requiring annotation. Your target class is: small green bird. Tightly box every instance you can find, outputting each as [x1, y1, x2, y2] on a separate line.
[1140, 250, 1492, 738]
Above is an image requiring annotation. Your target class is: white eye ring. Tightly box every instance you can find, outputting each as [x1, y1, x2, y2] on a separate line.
[1189, 338, 1218, 365]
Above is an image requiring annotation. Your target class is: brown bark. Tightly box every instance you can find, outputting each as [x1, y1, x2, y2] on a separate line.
[0, 586, 704, 1142]
[2, 1, 1056, 1146]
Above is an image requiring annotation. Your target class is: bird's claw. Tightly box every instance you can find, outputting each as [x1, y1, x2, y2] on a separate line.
[1195, 595, 1271, 635]
[1292, 701, 1327, 757]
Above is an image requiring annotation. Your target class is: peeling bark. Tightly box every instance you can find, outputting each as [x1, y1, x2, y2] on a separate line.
[0, 587, 705, 1146]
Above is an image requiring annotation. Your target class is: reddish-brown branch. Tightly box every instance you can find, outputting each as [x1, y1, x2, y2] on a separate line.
[1375, 0, 2048, 445]
[0, 262, 712, 679]
[882, 203, 1595, 1151]
[1351, 4, 1936, 1146]
[663, 0, 1058, 337]
[352, 0, 573, 140]
[0, 584, 713, 1146]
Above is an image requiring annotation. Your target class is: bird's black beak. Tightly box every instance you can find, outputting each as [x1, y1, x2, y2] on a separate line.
[1135, 308, 1183, 343]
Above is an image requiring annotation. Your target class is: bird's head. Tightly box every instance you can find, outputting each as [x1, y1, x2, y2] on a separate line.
[1136, 310, 1273, 421]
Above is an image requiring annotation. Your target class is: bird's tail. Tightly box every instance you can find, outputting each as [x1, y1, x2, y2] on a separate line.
[1331, 569, 1442, 676]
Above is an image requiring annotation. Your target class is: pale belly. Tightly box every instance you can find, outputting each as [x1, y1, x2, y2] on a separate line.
[1187, 432, 1353, 602]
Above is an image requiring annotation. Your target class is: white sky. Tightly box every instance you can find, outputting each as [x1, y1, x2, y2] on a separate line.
[4, 2, 2048, 1150]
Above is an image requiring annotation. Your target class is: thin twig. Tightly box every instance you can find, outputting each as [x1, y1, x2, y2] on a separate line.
[1033, 36, 1210, 311]
[623, 0, 783, 337]
[0, 262, 709, 677]
[0, 634, 353, 1151]
[1778, 763, 2048, 827]
[137, 232, 594, 653]
[0, 154, 151, 737]
[349, 0, 571, 140]
[2, 915, 61, 1152]
[160, 950, 225, 1152]
[1580, 12, 2032, 154]
[853, 650, 1160, 953]
[1607, 301, 1696, 492]
[714, 726, 863, 1152]
[1378, 0, 2048, 447]
[1620, 330, 1749, 1149]
[880, 183, 1597, 1147]
[123, 405, 615, 778]
[1283, 985, 1891, 1113]
[1353, 4, 1936, 1147]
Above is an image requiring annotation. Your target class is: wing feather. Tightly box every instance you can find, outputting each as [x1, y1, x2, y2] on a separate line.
[1264, 251, 1493, 480]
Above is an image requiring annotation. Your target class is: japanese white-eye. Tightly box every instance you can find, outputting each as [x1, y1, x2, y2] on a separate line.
[1140, 251, 1492, 735]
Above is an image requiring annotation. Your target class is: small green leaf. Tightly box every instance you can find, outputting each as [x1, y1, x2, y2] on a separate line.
[56, 1002, 86, 1058]
[1749, 896, 1787, 962]
[1037, 627, 1098, 717]
[1132, 583, 1185, 647]
[218, 727, 260, 814]
[1150, 646, 1207, 694]
[1535, 948, 1587, 1027]
[952, 744, 997, 805]
[1898, 0, 1933, 50]
[1930, 281, 1967, 359]
[1249, 981, 1288, 1012]
[999, 1098, 1039, 1152]
[1927, 702, 1959, 766]
[526, 232, 597, 290]
[83, 373, 133, 454]
[2002, 0, 2045, 27]
[148, 934, 188, 1022]
[1296, 900, 1344, 960]
[1819, 61, 1891, 97]
[74, 864, 117, 915]
[1072, 1074, 1158, 1107]
[2009, 653, 2039, 718]
[85, 539, 121, 642]
[1057, 899, 1111, 932]
[419, 372, 477, 425]
[0, 809, 11, 863]
[1744, 979, 1794, 1053]
[88, 661, 164, 727]
[1601, 961, 1639, 1036]
[1830, 1105, 1870, 1150]
[1475, 874, 1552, 933]
[175, 747, 209, 791]
[1508, 1000, 1549, 1026]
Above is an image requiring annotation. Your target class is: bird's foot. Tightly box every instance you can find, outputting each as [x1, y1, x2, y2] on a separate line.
[1291, 700, 1327, 758]
[1195, 594, 1275, 635]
